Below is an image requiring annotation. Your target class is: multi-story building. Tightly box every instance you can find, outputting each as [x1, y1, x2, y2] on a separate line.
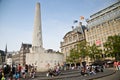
[85, 1, 120, 52]
[12, 43, 32, 65]
[12, 51, 20, 65]
[0, 50, 6, 64]
[6, 51, 17, 65]
[19, 43, 32, 65]
[60, 22, 86, 61]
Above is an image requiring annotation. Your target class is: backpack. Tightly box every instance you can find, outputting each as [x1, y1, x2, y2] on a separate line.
[1, 76, 5, 80]
[15, 73, 20, 79]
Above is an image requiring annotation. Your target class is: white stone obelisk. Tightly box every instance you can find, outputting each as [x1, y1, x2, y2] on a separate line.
[32, 3, 43, 53]
[26, 2, 64, 72]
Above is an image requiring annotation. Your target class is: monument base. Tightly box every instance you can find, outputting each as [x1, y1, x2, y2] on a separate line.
[26, 52, 64, 72]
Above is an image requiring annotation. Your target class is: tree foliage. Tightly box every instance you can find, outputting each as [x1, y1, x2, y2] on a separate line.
[66, 49, 80, 67]
[67, 40, 103, 63]
[77, 40, 88, 61]
[88, 44, 102, 61]
[104, 35, 120, 60]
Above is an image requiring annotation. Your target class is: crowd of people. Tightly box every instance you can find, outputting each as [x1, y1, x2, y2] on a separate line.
[0, 64, 36, 80]
[46, 64, 61, 77]
[80, 65, 104, 76]
[46, 63, 104, 77]
[0, 60, 119, 79]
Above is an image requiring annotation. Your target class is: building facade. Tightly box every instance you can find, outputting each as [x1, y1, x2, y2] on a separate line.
[0, 50, 6, 64]
[19, 43, 32, 65]
[6, 51, 16, 65]
[12, 52, 19, 65]
[11, 43, 32, 65]
[85, 1, 120, 52]
[60, 22, 86, 61]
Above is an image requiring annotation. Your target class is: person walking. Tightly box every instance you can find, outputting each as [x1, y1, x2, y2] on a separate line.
[21, 65, 26, 79]
[17, 64, 22, 77]
[118, 61, 120, 70]
[14, 71, 20, 80]
[114, 61, 118, 70]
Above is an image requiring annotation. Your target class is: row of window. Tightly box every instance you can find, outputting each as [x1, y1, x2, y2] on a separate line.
[64, 34, 78, 43]
[61, 44, 77, 54]
[86, 20, 120, 40]
[87, 19, 120, 46]
[87, 30, 119, 41]
[88, 6, 120, 27]
[88, 19, 119, 32]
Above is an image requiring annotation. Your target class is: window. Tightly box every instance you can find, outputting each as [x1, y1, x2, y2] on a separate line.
[69, 37, 72, 42]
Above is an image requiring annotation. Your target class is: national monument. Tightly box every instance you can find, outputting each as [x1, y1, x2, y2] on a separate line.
[26, 2, 64, 72]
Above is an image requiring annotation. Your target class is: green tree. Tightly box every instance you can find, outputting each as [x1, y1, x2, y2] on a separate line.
[104, 35, 120, 60]
[66, 40, 89, 67]
[88, 44, 102, 62]
[66, 49, 79, 66]
[77, 40, 88, 61]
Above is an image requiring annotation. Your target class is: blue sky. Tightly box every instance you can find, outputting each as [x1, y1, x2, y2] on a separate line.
[0, 0, 117, 51]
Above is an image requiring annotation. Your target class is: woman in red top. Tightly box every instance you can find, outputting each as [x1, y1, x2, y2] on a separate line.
[114, 61, 118, 70]
[17, 64, 22, 77]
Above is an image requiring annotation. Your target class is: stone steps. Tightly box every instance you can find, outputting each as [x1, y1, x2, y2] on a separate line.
[25, 68, 116, 80]
[36, 69, 80, 77]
